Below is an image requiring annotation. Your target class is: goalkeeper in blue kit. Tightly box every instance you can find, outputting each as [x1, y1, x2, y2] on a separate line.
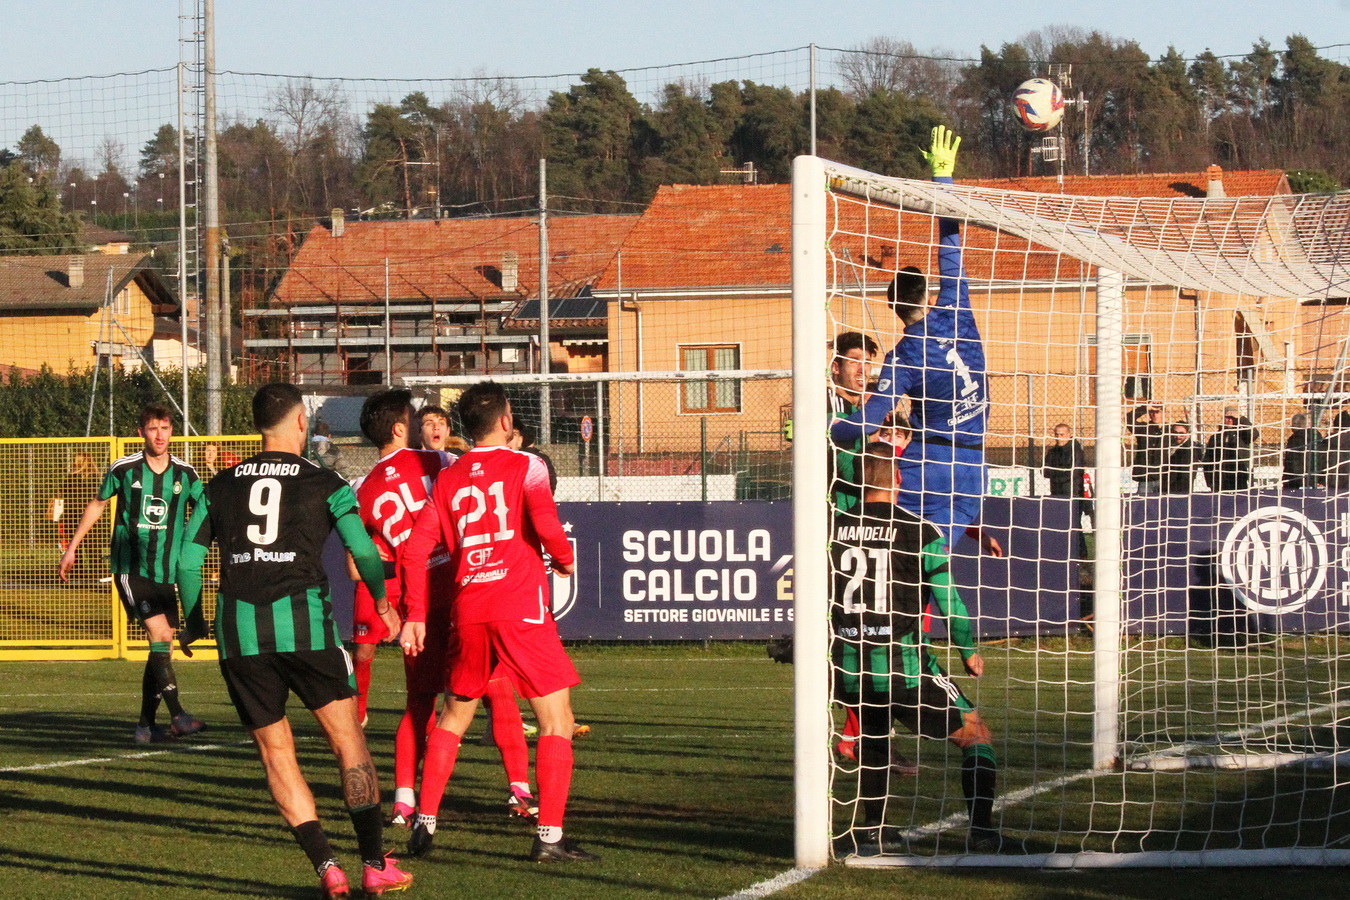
[832, 443, 1001, 852]
[831, 125, 993, 555]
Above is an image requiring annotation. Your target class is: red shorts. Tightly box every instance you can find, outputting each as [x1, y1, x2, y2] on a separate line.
[353, 579, 396, 645]
[449, 617, 579, 700]
[404, 609, 452, 696]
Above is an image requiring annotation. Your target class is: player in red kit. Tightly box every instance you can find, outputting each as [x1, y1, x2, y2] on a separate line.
[354, 390, 539, 830]
[353, 390, 455, 827]
[399, 382, 597, 863]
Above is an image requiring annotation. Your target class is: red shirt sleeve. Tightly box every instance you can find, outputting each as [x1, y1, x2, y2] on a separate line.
[398, 482, 446, 623]
[522, 454, 573, 566]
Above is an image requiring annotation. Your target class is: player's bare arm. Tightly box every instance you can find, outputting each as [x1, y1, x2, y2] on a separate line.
[964, 653, 985, 678]
[57, 497, 108, 581]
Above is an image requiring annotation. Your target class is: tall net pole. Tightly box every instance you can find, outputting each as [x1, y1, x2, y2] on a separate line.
[1092, 268, 1124, 770]
[790, 155, 830, 868]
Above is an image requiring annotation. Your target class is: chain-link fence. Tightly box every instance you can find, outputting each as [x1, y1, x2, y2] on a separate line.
[0, 434, 258, 659]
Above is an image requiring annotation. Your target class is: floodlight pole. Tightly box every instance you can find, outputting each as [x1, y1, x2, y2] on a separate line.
[203, 0, 223, 434]
[809, 44, 817, 157]
[176, 59, 190, 433]
[539, 158, 552, 443]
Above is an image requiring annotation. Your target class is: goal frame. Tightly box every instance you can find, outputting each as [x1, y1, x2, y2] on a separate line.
[790, 154, 1350, 869]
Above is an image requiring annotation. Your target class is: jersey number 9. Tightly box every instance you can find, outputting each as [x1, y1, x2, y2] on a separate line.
[247, 478, 282, 545]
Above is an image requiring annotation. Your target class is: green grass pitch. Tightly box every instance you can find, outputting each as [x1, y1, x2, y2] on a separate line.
[2, 643, 1348, 899]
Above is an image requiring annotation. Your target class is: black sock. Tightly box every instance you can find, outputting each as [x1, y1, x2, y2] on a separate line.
[147, 649, 185, 717]
[138, 660, 161, 726]
[961, 744, 998, 831]
[291, 820, 339, 876]
[348, 803, 385, 868]
[857, 702, 893, 826]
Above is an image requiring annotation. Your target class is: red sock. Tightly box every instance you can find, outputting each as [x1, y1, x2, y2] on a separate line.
[843, 707, 860, 740]
[395, 692, 437, 790]
[417, 727, 461, 817]
[534, 735, 573, 830]
[486, 678, 530, 785]
[354, 654, 373, 722]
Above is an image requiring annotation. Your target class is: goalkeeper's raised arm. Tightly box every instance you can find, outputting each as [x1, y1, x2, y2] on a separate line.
[831, 125, 990, 551]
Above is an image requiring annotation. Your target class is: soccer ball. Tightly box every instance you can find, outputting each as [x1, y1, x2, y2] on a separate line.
[1012, 78, 1065, 132]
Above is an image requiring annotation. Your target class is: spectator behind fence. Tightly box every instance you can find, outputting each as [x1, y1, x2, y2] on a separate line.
[1203, 407, 1257, 491]
[1164, 421, 1204, 494]
[1042, 423, 1092, 558]
[1282, 413, 1323, 490]
[1325, 410, 1350, 492]
[1128, 404, 1168, 494]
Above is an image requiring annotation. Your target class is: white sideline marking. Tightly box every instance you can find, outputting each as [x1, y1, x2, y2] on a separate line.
[717, 866, 821, 900]
[0, 741, 239, 773]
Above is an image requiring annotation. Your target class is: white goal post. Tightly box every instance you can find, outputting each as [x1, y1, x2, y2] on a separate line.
[792, 154, 1350, 868]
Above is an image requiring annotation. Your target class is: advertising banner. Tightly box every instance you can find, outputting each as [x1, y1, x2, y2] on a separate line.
[551, 501, 794, 640]
[331, 493, 1350, 643]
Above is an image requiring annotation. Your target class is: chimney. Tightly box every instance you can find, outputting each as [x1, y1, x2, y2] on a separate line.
[1205, 165, 1226, 199]
[68, 255, 84, 289]
[331, 208, 345, 238]
[501, 251, 519, 292]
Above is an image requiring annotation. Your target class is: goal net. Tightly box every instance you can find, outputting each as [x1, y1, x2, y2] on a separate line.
[792, 155, 1350, 867]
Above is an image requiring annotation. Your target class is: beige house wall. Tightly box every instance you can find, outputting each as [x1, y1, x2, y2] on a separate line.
[0, 283, 156, 373]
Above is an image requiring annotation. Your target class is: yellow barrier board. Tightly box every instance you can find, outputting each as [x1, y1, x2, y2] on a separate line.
[0, 435, 259, 661]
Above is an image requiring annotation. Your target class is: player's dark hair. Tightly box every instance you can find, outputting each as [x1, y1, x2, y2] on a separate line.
[138, 402, 174, 429]
[883, 412, 912, 440]
[861, 441, 898, 492]
[513, 416, 538, 449]
[458, 382, 508, 441]
[359, 389, 413, 448]
[252, 382, 304, 431]
[887, 266, 927, 320]
[833, 331, 878, 358]
[418, 404, 448, 424]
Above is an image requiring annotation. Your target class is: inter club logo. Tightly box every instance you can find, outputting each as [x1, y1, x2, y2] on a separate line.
[546, 537, 578, 620]
[1219, 506, 1328, 615]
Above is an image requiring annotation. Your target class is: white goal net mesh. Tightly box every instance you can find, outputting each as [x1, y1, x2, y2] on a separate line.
[796, 157, 1350, 866]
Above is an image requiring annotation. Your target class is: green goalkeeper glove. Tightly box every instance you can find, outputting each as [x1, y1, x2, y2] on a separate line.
[921, 125, 961, 178]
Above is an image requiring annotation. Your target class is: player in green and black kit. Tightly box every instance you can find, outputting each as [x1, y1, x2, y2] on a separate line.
[830, 331, 879, 514]
[58, 402, 207, 744]
[176, 383, 413, 898]
[831, 441, 1001, 854]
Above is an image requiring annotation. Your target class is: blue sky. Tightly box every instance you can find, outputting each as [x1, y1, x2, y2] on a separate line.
[1, 0, 1346, 81]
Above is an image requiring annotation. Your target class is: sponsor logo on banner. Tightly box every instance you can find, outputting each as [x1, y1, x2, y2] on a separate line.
[548, 538, 578, 620]
[1219, 505, 1328, 615]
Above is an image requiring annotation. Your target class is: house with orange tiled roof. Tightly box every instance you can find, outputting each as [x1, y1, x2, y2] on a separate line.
[0, 253, 176, 375]
[245, 211, 638, 385]
[591, 166, 1313, 464]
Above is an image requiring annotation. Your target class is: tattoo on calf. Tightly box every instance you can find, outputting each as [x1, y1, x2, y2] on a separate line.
[341, 761, 378, 808]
